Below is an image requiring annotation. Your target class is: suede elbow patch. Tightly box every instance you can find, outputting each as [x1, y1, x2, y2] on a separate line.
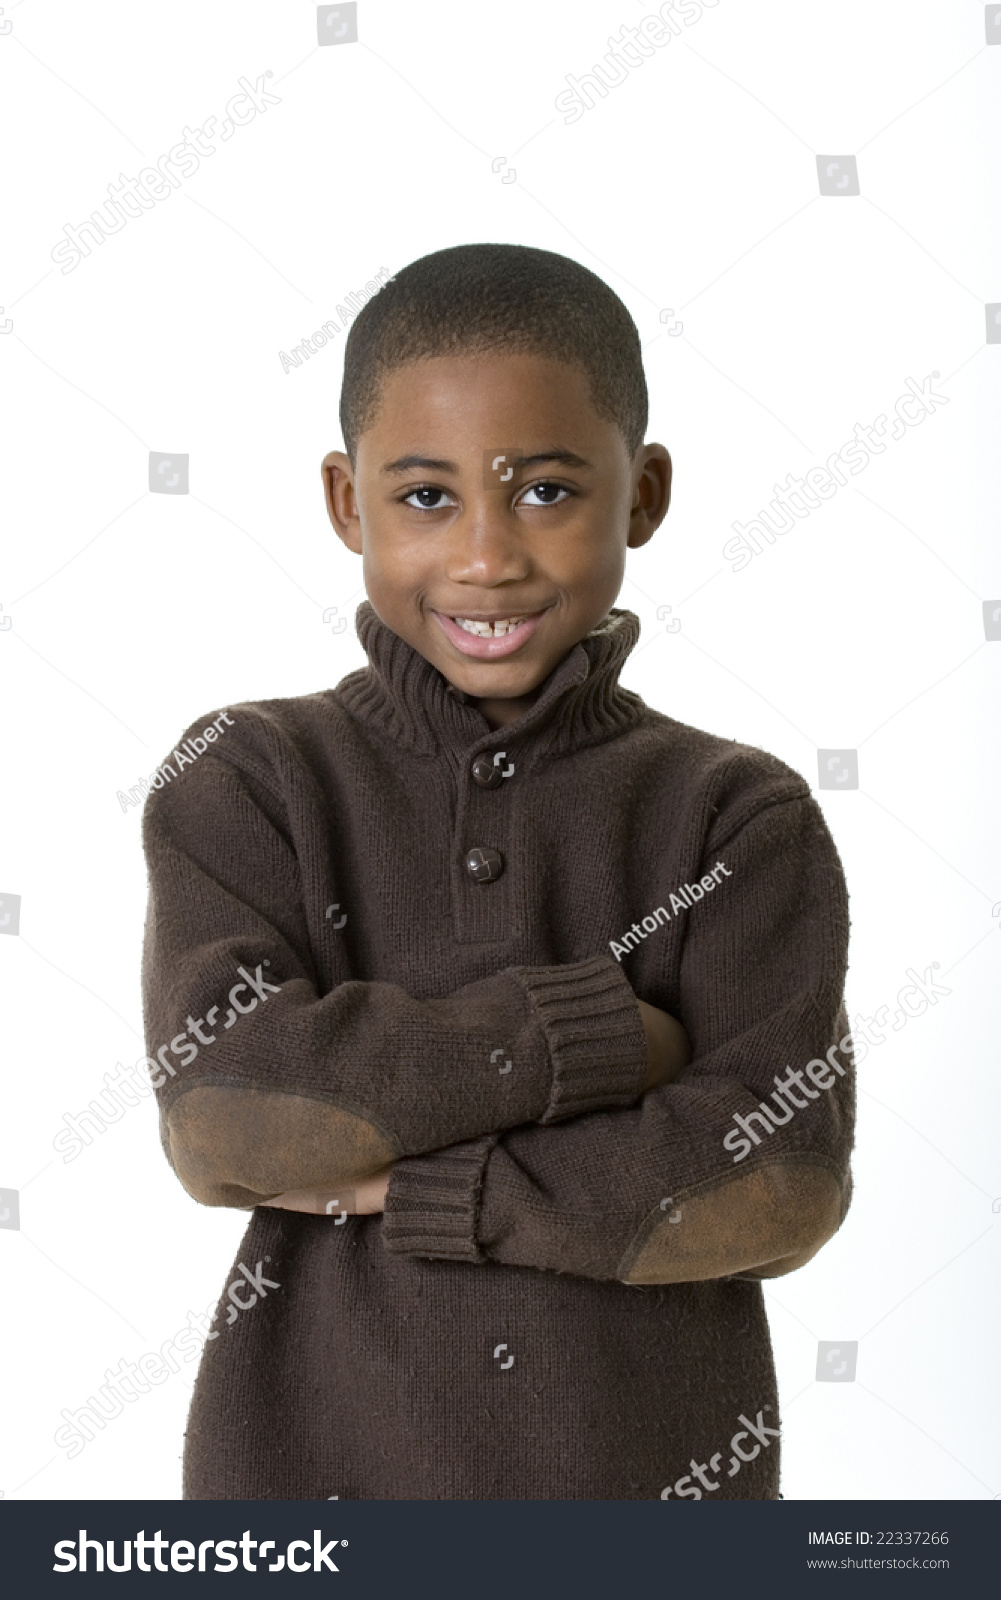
[166, 1084, 397, 1206]
[618, 1161, 844, 1285]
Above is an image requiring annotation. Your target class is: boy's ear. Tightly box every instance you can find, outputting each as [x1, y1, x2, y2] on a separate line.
[626, 444, 672, 550]
[320, 449, 362, 554]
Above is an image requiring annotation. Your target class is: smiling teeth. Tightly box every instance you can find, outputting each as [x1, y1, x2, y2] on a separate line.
[455, 616, 527, 637]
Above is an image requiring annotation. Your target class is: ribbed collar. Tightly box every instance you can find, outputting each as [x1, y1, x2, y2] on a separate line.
[336, 601, 645, 760]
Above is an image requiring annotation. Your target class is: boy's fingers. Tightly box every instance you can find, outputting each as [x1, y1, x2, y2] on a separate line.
[259, 1168, 393, 1215]
[260, 1186, 358, 1215]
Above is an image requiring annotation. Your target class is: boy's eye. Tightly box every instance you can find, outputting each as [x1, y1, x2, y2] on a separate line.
[519, 480, 570, 507]
[400, 480, 571, 510]
[402, 485, 455, 510]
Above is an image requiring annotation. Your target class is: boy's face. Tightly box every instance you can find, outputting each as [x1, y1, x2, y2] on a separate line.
[322, 351, 671, 726]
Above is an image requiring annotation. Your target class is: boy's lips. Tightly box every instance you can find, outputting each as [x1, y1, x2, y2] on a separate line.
[431, 608, 550, 660]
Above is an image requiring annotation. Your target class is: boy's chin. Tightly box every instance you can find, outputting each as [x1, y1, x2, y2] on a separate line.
[440, 661, 547, 702]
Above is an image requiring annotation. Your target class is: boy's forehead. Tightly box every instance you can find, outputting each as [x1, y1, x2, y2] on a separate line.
[380, 352, 596, 414]
[359, 352, 620, 462]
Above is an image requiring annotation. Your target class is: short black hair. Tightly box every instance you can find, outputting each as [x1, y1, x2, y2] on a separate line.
[339, 243, 648, 463]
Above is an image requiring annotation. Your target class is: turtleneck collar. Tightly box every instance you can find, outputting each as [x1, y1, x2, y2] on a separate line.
[336, 601, 645, 760]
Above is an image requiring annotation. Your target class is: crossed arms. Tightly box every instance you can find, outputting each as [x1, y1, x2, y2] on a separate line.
[141, 753, 853, 1287]
[258, 995, 692, 1217]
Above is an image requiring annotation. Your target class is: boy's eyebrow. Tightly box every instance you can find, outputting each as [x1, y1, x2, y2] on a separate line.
[511, 450, 593, 471]
[382, 455, 457, 475]
[381, 450, 593, 475]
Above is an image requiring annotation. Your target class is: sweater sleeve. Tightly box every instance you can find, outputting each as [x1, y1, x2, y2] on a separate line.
[381, 793, 855, 1281]
[141, 732, 648, 1209]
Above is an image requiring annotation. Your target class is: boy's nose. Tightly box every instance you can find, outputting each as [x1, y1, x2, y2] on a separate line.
[443, 500, 532, 585]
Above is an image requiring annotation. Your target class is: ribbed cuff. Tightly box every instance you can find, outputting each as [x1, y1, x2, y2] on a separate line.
[509, 954, 649, 1123]
[381, 1135, 500, 1262]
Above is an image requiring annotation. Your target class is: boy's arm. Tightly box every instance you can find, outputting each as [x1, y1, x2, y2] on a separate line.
[381, 794, 855, 1283]
[141, 734, 650, 1210]
[260, 1003, 691, 1215]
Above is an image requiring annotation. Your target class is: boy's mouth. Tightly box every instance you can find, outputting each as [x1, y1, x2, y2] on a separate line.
[455, 615, 527, 637]
[431, 608, 550, 660]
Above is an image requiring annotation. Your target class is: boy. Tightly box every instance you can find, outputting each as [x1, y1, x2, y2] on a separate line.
[141, 244, 854, 1501]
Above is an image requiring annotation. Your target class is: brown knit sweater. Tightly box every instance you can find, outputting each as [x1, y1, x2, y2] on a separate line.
[140, 603, 854, 1501]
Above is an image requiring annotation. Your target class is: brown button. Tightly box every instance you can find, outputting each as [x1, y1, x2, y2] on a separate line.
[465, 847, 504, 883]
[471, 754, 504, 789]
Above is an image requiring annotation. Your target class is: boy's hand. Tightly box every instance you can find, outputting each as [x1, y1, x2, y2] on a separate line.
[351, 1164, 393, 1212]
[260, 1164, 393, 1215]
[636, 999, 692, 1093]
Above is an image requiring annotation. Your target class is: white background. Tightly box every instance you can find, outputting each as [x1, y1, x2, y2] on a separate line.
[1, 0, 998, 1502]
